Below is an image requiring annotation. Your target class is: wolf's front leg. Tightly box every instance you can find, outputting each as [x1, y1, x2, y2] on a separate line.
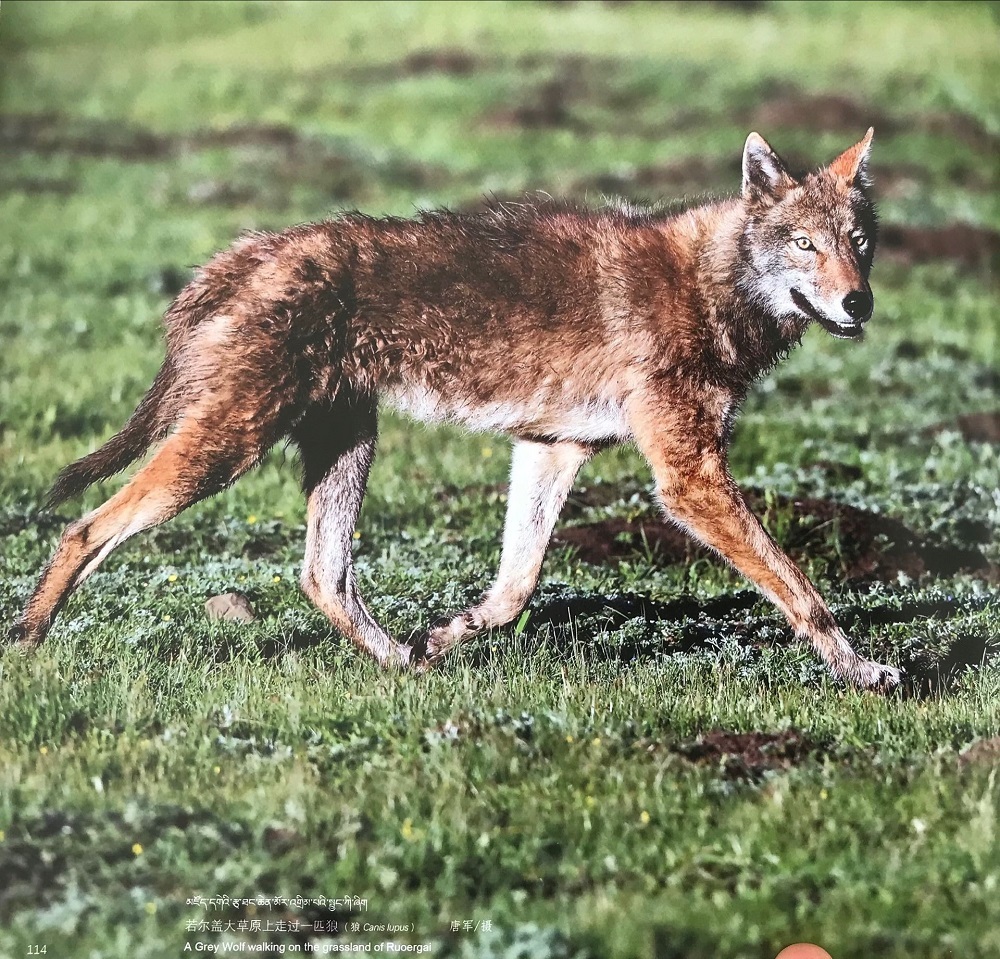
[630, 405, 901, 690]
[414, 439, 593, 666]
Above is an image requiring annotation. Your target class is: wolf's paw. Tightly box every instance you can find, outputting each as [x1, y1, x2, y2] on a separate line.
[408, 611, 479, 672]
[406, 637, 442, 675]
[854, 659, 903, 692]
[428, 612, 480, 657]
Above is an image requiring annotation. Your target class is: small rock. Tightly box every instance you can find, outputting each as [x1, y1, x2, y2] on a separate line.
[204, 592, 256, 623]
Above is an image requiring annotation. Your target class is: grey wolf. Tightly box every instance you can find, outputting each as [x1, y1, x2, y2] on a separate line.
[11, 129, 901, 689]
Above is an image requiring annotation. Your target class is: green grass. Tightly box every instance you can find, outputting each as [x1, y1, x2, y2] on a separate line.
[1, 2, 998, 957]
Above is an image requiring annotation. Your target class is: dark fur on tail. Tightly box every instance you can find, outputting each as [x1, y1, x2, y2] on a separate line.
[46, 360, 176, 507]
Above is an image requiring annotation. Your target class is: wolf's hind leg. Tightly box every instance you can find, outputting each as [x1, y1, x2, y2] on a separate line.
[418, 439, 592, 664]
[295, 400, 409, 668]
[11, 411, 279, 649]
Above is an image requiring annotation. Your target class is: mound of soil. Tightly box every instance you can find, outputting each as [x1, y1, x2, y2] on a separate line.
[486, 77, 586, 132]
[746, 91, 998, 154]
[673, 729, 817, 779]
[0, 114, 311, 160]
[879, 223, 1000, 271]
[545, 0, 766, 9]
[551, 489, 995, 584]
[0, 112, 171, 160]
[482, 55, 645, 133]
[399, 48, 480, 77]
[751, 93, 894, 136]
[0, 113, 443, 206]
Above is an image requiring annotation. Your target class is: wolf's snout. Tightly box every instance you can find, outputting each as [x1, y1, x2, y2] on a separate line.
[842, 290, 873, 323]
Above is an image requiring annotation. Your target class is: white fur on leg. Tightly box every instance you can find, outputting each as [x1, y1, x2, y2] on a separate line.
[421, 439, 592, 662]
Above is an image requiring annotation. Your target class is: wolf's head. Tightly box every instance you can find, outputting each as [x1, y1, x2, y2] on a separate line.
[738, 129, 878, 340]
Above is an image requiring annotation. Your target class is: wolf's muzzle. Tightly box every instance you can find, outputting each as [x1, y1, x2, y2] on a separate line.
[790, 288, 866, 340]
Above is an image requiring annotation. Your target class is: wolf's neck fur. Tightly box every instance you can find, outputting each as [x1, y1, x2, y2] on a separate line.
[666, 198, 808, 387]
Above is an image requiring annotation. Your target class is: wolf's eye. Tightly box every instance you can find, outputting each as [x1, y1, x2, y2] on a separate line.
[794, 237, 815, 251]
[851, 232, 868, 251]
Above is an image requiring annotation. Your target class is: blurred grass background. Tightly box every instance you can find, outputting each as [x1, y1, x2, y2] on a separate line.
[0, 2, 998, 958]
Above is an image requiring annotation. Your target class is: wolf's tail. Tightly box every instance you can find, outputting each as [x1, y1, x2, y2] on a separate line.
[46, 360, 178, 507]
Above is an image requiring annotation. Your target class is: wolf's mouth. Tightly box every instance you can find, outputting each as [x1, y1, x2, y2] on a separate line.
[790, 288, 865, 340]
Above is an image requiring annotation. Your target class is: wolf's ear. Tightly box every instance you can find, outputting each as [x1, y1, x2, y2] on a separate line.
[742, 132, 796, 201]
[828, 127, 874, 187]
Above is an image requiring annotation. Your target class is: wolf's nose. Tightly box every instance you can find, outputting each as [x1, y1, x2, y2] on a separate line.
[842, 290, 873, 323]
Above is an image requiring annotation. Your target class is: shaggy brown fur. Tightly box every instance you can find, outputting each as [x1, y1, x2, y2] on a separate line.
[11, 130, 900, 689]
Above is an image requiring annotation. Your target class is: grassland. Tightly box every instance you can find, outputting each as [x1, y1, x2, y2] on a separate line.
[1, 2, 998, 957]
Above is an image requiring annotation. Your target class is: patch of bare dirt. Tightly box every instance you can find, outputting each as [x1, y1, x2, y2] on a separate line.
[920, 111, 1000, 155]
[399, 48, 480, 76]
[544, 0, 766, 8]
[874, 160, 995, 196]
[554, 515, 689, 564]
[0, 113, 171, 160]
[189, 123, 302, 150]
[0, 175, 77, 195]
[750, 93, 894, 136]
[745, 92, 999, 154]
[879, 223, 1000, 271]
[482, 55, 647, 133]
[0, 114, 316, 160]
[673, 729, 817, 779]
[0, 114, 444, 206]
[925, 411, 1000, 445]
[486, 77, 586, 132]
[674, 0, 767, 8]
[552, 489, 996, 583]
[573, 155, 737, 201]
